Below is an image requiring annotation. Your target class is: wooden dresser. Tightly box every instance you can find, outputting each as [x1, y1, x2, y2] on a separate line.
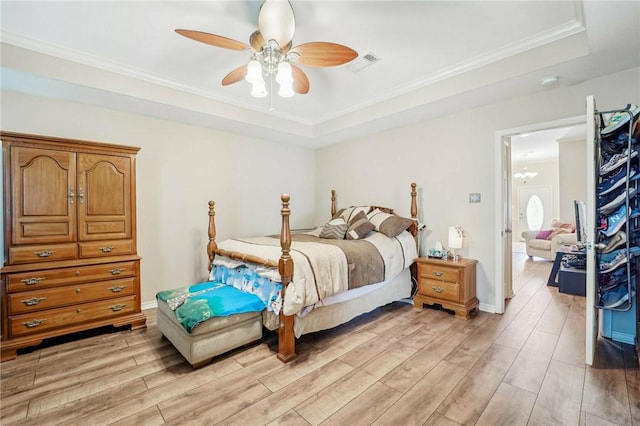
[414, 257, 479, 319]
[1, 132, 146, 361]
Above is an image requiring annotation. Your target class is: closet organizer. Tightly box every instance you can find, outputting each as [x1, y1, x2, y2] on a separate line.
[592, 104, 639, 348]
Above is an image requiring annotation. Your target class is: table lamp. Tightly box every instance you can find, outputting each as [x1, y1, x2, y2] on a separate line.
[448, 226, 464, 262]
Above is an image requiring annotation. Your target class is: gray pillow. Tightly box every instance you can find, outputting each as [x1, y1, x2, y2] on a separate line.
[345, 211, 375, 240]
[319, 218, 348, 239]
[367, 209, 414, 238]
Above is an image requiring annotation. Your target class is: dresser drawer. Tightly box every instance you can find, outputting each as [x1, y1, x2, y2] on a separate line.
[8, 277, 136, 314]
[418, 263, 460, 283]
[9, 295, 137, 337]
[6, 261, 138, 292]
[8, 244, 78, 265]
[418, 279, 460, 302]
[79, 240, 134, 258]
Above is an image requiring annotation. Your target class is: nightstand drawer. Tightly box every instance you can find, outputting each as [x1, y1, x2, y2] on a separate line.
[418, 263, 459, 283]
[419, 279, 460, 302]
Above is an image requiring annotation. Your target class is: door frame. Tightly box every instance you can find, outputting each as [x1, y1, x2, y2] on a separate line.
[494, 114, 586, 314]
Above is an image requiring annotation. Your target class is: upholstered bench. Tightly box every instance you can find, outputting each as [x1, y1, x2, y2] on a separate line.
[156, 283, 264, 368]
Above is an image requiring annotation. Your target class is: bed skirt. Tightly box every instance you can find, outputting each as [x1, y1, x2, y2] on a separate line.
[263, 268, 412, 337]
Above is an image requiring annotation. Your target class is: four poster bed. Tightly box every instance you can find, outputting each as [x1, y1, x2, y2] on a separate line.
[156, 183, 419, 366]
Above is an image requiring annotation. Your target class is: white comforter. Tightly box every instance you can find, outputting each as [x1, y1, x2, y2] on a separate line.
[212, 230, 417, 316]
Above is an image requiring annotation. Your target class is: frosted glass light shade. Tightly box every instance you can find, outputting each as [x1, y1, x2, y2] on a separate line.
[250, 81, 268, 98]
[246, 60, 263, 84]
[276, 61, 293, 84]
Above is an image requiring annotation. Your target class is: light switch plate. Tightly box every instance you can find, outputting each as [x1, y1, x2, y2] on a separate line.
[469, 193, 481, 203]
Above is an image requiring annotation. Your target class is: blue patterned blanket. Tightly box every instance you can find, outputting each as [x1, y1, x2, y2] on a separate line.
[156, 281, 266, 333]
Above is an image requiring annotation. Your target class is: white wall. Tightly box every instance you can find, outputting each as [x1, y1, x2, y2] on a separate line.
[0, 91, 316, 304]
[2, 67, 638, 311]
[558, 137, 588, 223]
[316, 67, 640, 312]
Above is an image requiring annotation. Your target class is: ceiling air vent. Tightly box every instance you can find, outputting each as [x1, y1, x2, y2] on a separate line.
[348, 52, 380, 73]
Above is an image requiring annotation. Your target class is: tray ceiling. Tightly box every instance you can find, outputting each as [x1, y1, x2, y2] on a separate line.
[1, 1, 639, 147]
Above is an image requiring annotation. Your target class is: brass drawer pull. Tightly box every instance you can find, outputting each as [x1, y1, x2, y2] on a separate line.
[21, 297, 47, 306]
[35, 250, 56, 258]
[109, 268, 124, 275]
[433, 271, 444, 277]
[108, 285, 127, 293]
[21, 277, 45, 286]
[110, 304, 127, 312]
[22, 319, 46, 328]
[100, 246, 114, 253]
[432, 286, 445, 293]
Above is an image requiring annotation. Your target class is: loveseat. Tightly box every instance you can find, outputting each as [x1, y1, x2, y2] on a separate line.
[521, 220, 578, 261]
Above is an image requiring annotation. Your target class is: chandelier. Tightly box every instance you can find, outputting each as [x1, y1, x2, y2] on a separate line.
[245, 40, 295, 98]
[513, 153, 538, 184]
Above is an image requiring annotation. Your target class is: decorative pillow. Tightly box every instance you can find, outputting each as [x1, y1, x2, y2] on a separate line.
[535, 229, 553, 240]
[367, 209, 414, 238]
[547, 227, 571, 240]
[551, 221, 576, 232]
[345, 211, 375, 240]
[334, 206, 371, 223]
[319, 218, 348, 239]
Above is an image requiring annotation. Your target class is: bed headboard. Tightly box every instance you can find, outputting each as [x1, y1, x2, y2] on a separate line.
[330, 183, 419, 245]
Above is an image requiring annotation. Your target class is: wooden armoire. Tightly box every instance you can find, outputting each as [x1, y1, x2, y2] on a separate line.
[1, 132, 146, 361]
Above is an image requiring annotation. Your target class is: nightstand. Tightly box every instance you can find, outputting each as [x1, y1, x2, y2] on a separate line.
[414, 257, 479, 319]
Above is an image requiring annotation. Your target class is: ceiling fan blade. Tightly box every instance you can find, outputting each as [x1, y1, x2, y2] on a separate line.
[291, 64, 309, 94]
[176, 29, 249, 51]
[249, 31, 266, 52]
[258, 0, 295, 47]
[290, 42, 358, 67]
[222, 65, 247, 86]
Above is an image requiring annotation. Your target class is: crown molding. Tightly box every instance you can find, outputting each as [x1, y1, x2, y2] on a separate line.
[0, 31, 314, 127]
[315, 18, 587, 125]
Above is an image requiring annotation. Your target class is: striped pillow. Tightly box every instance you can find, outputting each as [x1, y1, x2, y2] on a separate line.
[319, 218, 348, 239]
[346, 211, 375, 240]
[367, 209, 414, 238]
[334, 206, 371, 223]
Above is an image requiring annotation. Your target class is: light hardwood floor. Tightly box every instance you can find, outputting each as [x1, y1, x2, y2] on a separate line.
[1, 253, 638, 425]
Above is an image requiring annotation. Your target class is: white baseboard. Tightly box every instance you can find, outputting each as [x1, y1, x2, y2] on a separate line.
[479, 302, 496, 314]
[142, 300, 158, 310]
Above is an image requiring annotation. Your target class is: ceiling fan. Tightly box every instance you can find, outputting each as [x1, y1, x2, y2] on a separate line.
[176, 0, 358, 98]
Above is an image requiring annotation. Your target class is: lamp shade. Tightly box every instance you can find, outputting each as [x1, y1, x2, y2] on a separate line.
[448, 226, 463, 250]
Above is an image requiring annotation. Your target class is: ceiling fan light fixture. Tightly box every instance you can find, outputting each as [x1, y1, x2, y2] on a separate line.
[258, 0, 295, 47]
[246, 59, 263, 84]
[251, 81, 268, 98]
[276, 61, 293, 84]
[278, 81, 295, 98]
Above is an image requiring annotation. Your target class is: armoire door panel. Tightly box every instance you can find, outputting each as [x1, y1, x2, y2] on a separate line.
[11, 147, 77, 245]
[77, 153, 131, 241]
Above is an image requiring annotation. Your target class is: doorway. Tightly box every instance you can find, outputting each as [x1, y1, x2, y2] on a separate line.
[494, 116, 586, 314]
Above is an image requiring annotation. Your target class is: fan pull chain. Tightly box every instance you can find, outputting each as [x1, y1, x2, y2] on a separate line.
[269, 73, 275, 111]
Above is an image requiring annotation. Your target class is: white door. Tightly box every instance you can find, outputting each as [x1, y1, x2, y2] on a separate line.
[518, 186, 553, 238]
[585, 96, 597, 366]
[504, 140, 514, 300]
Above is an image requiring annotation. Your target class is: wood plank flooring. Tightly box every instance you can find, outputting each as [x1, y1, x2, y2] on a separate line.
[2, 253, 638, 425]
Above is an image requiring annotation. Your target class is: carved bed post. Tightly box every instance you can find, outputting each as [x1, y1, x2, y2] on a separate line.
[207, 201, 217, 273]
[331, 190, 337, 217]
[410, 182, 418, 242]
[278, 194, 297, 363]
